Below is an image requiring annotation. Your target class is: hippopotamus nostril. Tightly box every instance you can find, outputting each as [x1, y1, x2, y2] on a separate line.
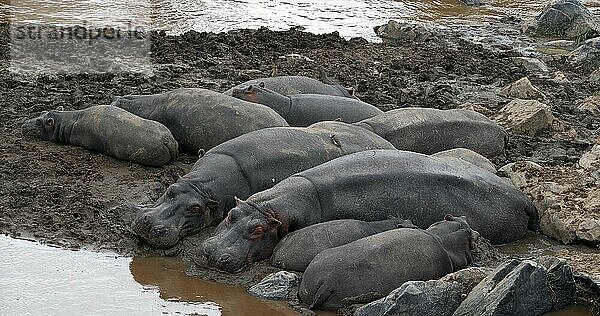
[151, 225, 168, 237]
[218, 253, 231, 264]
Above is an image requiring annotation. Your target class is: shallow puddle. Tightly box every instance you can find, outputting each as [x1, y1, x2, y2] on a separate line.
[2, 0, 599, 40]
[0, 235, 297, 316]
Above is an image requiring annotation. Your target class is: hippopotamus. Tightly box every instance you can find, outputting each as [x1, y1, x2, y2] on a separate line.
[202, 149, 537, 273]
[354, 108, 508, 158]
[22, 106, 178, 167]
[299, 215, 480, 310]
[130, 121, 395, 249]
[111, 88, 287, 153]
[270, 218, 414, 272]
[223, 76, 355, 98]
[431, 148, 497, 173]
[230, 83, 383, 126]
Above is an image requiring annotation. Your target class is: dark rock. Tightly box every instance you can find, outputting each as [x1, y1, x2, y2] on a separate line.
[568, 37, 600, 70]
[536, 256, 576, 310]
[523, 0, 600, 40]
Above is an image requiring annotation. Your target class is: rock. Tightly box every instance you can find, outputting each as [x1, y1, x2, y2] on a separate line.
[576, 95, 600, 115]
[494, 99, 554, 136]
[374, 20, 437, 44]
[511, 57, 549, 74]
[579, 144, 600, 170]
[456, 102, 494, 117]
[247, 271, 301, 300]
[498, 77, 543, 99]
[498, 161, 542, 189]
[568, 37, 600, 70]
[583, 190, 600, 212]
[355, 268, 491, 316]
[576, 219, 600, 243]
[590, 68, 600, 83]
[539, 181, 565, 194]
[459, 0, 481, 6]
[539, 204, 579, 244]
[550, 71, 570, 84]
[523, 0, 600, 39]
[536, 256, 577, 310]
[355, 280, 462, 316]
[453, 259, 572, 316]
[543, 40, 577, 48]
[573, 273, 600, 312]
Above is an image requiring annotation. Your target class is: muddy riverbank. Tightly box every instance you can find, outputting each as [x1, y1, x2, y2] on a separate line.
[0, 13, 599, 314]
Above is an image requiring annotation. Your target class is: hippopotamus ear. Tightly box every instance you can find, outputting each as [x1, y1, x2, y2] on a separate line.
[234, 196, 244, 206]
[397, 219, 417, 229]
[55, 106, 64, 111]
[198, 148, 205, 158]
[244, 85, 254, 94]
[267, 215, 281, 229]
[469, 230, 480, 251]
[444, 214, 455, 221]
[46, 117, 55, 127]
[259, 82, 265, 88]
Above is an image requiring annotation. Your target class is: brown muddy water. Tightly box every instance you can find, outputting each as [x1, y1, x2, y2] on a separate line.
[1, 234, 595, 315]
[2, 0, 599, 40]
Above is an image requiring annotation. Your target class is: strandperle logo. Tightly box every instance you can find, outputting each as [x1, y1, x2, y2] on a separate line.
[8, 9, 152, 76]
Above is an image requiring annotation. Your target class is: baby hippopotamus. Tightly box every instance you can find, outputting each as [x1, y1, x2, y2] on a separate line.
[299, 215, 480, 310]
[271, 218, 414, 272]
[231, 83, 383, 126]
[22, 106, 178, 166]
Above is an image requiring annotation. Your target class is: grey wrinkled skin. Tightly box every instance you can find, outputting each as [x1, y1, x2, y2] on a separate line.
[131, 121, 395, 249]
[299, 215, 480, 310]
[271, 218, 413, 272]
[203, 150, 537, 273]
[222, 75, 355, 98]
[231, 84, 382, 126]
[22, 106, 178, 167]
[355, 108, 508, 158]
[431, 148, 497, 174]
[111, 88, 288, 154]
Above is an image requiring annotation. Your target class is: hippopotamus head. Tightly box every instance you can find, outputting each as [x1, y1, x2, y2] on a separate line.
[202, 198, 282, 273]
[22, 110, 60, 141]
[130, 180, 220, 249]
[231, 82, 283, 105]
[427, 214, 480, 265]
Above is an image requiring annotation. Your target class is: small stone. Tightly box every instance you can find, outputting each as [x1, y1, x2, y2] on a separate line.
[498, 161, 542, 189]
[590, 68, 600, 83]
[550, 71, 570, 84]
[459, 0, 482, 6]
[539, 204, 579, 244]
[512, 57, 550, 73]
[576, 96, 600, 115]
[247, 271, 301, 300]
[568, 37, 600, 70]
[374, 20, 436, 44]
[498, 77, 544, 99]
[539, 181, 565, 194]
[494, 99, 554, 136]
[543, 40, 577, 48]
[576, 219, 600, 242]
[579, 144, 600, 170]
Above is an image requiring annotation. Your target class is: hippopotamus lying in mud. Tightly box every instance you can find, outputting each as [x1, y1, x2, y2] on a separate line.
[271, 218, 413, 272]
[22, 106, 178, 167]
[130, 121, 394, 249]
[354, 108, 508, 158]
[202, 150, 538, 273]
[299, 215, 480, 310]
[111, 88, 287, 153]
[231, 83, 383, 126]
[223, 75, 355, 97]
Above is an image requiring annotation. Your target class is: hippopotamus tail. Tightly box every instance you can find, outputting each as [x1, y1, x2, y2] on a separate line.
[525, 199, 540, 232]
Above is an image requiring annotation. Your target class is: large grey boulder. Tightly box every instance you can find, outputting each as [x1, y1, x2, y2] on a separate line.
[453, 258, 575, 316]
[523, 0, 600, 39]
[247, 271, 301, 300]
[355, 268, 491, 316]
[568, 37, 600, 70]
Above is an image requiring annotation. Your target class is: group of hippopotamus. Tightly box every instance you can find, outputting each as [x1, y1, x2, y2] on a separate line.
[22, 75, 539, 311]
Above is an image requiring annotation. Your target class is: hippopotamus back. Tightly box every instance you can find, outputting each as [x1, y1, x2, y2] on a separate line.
[299, 216, 479, 310]
[355, 108, 508, 158]
[271, 218, 411, 271]
[112, 88, 288, 153]
[223, 76, 354, 97]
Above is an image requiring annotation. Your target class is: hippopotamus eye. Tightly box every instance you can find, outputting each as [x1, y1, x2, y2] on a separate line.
[187, 204, 203, 214]
[250, 225, 266, 239]
[35, 119, 42, 126]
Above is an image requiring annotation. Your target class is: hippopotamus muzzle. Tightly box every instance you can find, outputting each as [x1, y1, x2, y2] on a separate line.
[130, 207, 183, 250]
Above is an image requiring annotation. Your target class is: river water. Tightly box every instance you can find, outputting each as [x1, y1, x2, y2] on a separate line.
[2, 0, 599, 40]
